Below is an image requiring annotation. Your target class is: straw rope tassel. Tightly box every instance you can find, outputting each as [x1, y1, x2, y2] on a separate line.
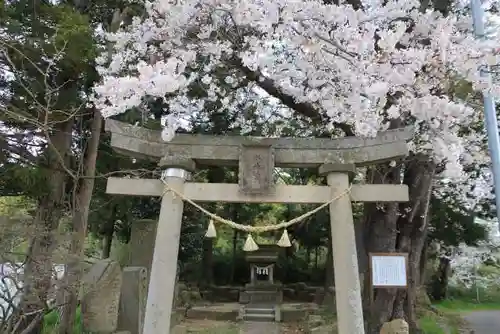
[277, 229, 292, 248]
[205, 219, 217, 238]
[243, 234, 259, 252]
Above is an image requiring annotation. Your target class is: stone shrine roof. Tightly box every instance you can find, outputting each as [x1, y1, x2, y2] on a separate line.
[245, 244, 283, 263]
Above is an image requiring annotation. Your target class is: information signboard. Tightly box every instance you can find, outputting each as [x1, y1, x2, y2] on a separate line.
[369, 253, 408, 288]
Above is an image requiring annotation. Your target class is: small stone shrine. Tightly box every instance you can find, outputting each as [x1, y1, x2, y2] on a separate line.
[239, 244, 283, 321]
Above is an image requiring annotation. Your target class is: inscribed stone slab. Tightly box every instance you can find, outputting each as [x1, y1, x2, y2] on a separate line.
[117, 266, 148, 334]
[128, 219, 157, 274]
[238, 144, 275, 195]
[81, 259, 122, 332]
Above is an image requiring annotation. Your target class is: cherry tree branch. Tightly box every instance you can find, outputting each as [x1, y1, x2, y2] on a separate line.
[233, 58, 355, 136]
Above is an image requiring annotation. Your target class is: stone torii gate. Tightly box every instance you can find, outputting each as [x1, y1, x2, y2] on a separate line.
[104, 119, 411, 334]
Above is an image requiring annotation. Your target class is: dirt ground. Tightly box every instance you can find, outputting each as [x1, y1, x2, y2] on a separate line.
[171, 319, 237, 333]
[171, 319, 308, 333]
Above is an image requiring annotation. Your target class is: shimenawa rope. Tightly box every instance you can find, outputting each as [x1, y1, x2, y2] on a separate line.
[159, 177, 352, 234]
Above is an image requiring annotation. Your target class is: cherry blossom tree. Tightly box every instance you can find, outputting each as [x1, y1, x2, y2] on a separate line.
[449, 219, 500, 298]
[92, 0, 498, 219]
[92, 0, 500, 331]
[93, 0, 496, 174]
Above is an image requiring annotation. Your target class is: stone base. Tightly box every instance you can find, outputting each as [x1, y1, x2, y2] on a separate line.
[274, 305, 281, 322]
[241, 283, 283, 304]
[185, 306, 239, 321]
[182, 303, 317, 323]
[245, 282, 282, 289]
[240, 290, 283, 304]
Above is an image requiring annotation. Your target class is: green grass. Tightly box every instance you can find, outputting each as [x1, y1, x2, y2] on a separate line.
[421, 296, 500, 334]
[42, 307, 83, 334]
[419, 315, 447, 334]
[434, 299, 500, 312]
[418, 310, 462, 334]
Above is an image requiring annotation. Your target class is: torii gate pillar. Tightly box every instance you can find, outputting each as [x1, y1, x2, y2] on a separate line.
[320, 164, 364, 334]
[142, 158, 195, 334]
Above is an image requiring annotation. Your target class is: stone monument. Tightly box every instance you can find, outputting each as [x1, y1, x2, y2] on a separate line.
[116, 267, 148, 334]
[80, 259, 122, 332]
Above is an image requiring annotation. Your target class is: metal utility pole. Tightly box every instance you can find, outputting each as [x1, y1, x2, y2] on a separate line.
[471, 0, 500, 228]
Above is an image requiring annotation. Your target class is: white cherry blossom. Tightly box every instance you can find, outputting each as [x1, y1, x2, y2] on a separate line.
[91, 0, 500, 209]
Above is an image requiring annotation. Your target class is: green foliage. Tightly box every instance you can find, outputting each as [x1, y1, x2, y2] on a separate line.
[190, 241, 327, 285]
[444, 284, 500, 305]
[429, 195, 487, 247]
[0, 165, 43, 197]
[477, 262, 500, 277]
[42, 307, 82, 334]
[50, 6, 96, 66]
[83, 233, 103, 259]
[0, 196, 34, 260]
[0, 196, 35, 216]
[0, 0, 101, 208]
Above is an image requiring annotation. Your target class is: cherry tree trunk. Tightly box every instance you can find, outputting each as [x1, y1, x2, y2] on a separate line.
[419, 241, 430, 286]
[361, 154, 436, 334]
[430, 255, 451, 301]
